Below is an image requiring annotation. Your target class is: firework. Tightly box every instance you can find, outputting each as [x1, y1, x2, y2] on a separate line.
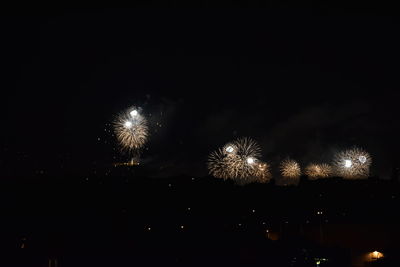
[333, 147, 372, 179]
[234, 162, 271, 185]
[277, 159, 300, 186]
[230, 137, 262, 180]
[253, 161, 272, 183]
[280, 159, 301, 179]
[114, 107, 149, 152]
[304, 163, 332, 179]
[233, 137, 261, 159]
[222, 142, 238, 156]
[207, 137, 269, 184]
[208, 148, 241, 179]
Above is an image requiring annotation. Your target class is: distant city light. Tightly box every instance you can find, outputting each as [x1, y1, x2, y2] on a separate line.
[314, 258, 328, 265]
[370, 251, 383, 260]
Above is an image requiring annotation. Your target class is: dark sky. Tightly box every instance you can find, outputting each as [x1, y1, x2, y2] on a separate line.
[2, 7, 400, 178]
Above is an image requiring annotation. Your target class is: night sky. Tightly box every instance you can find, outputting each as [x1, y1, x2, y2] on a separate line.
[2, 8, 400, 178]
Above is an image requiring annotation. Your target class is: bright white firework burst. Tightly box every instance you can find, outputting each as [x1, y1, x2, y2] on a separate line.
[208, 137, 271, 184]
[114, 107, 149, 152]
[333, 147, 372, 179]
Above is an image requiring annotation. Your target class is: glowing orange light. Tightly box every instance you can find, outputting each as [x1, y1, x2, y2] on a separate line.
[370, 251, 383, 260]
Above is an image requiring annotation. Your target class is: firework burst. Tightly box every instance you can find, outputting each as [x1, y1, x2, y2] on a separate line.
[234, 161, 271, 185]
[233, 137, 261, 159]
[222, 142, 238, 156]
[333, 147, 371, 179]
[230, 137, 262, 180]
[277, 159, 301, 186]
[207, 137, 269, 184]
[207, 148, 241, 179]
[253, 161, 272, 183]
[114, 107, 149, 152]
[280, 159, 301, 179]
[304, 163, 333, 179]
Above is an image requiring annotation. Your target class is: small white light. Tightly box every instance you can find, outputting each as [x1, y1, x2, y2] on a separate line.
[226, 146, 234, 153]
[124, 121, 132, 128]
[344, 160, 352, 168]
[359, 156, 367, 164]
[247, 157, 255, 164]
[130, 110, 138, 117]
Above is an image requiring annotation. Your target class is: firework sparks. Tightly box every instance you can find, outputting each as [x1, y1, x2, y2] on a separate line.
[253, 161, 272, 183]
[207, 137, 269, 184]
[333, 147, 372, 179]
[233, 137, 261, 159]
[304, 163, 333, 179]
[114, 107, 149, 152]
[278, 159, 301, 186]
[223, 142, 238, 155]
[280, 159, 301, 179]
[230, 137, 262, 181]
[208, 148, 241, 179]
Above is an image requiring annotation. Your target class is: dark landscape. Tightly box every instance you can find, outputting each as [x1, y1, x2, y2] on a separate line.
[2, 6, 400, 267]
[1, 171, 399, 266]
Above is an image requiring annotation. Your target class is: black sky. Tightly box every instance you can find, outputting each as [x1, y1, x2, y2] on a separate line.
[2, 7, 400, 178]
